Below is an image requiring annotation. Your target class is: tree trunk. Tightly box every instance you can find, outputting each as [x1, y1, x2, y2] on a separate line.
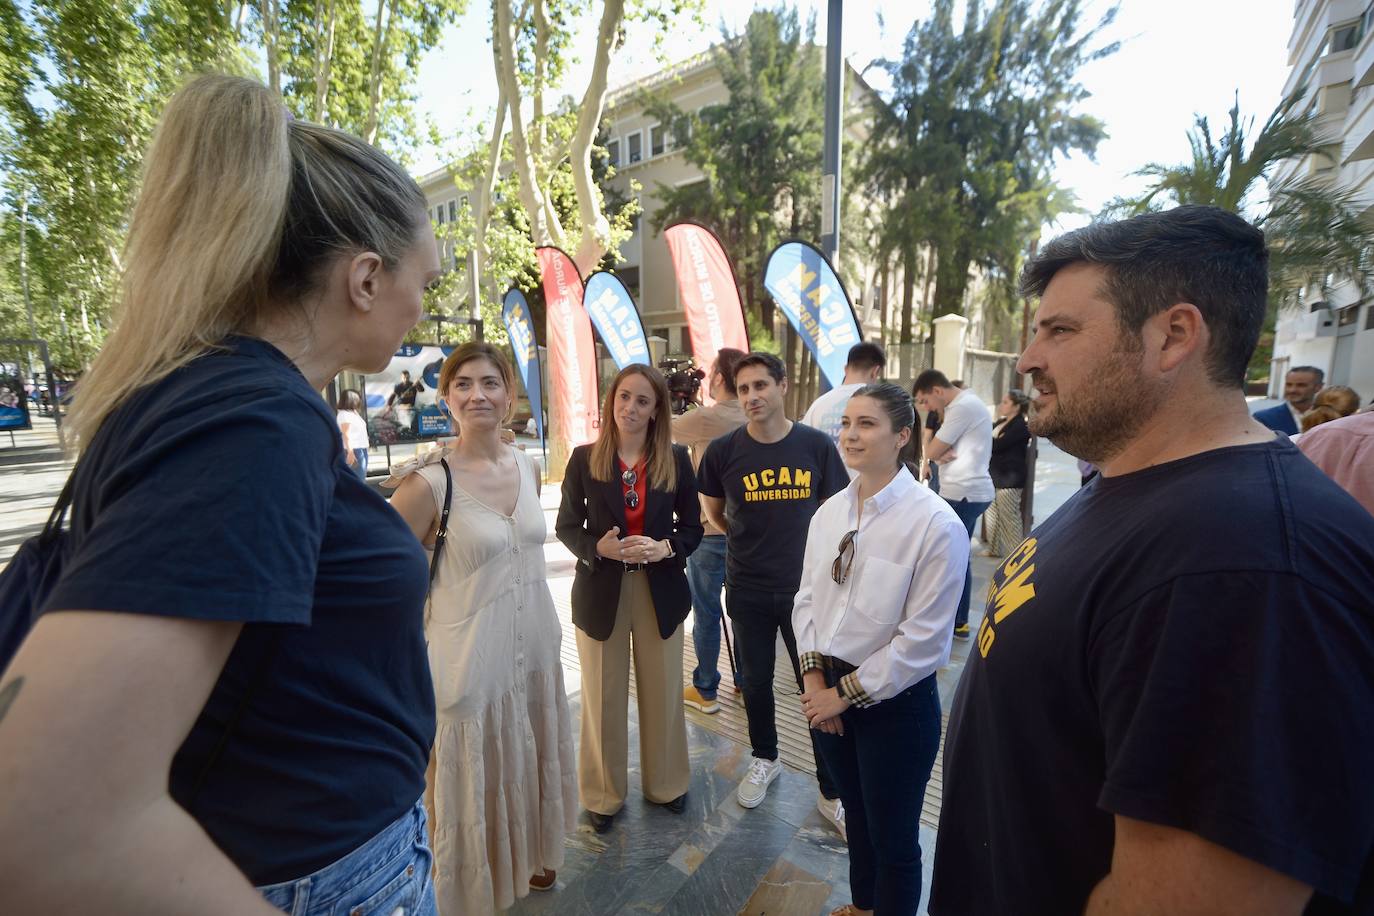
[933, 240, 972, 318]
[362, 0, 398, 145]
[920, 246, 936, 337]
[900, 246, 916, 343]
[493, 0, 558, 246]
[878, 258, 890, 346]
[567, 0, 624, 275]
[261, 0, 280, 93]
[313, 0, 338, 122]
[472, 93, 507, 307]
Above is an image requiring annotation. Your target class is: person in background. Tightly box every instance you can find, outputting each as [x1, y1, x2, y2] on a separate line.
[0, 75, 442, 914]
[1299, 405, 1374, 516]
[802, 341, 887, 450]
[982, 389, 1031, 557]
[697, 352, 850, 835]
[387, 342, 577, 913]
[1253, 366, 1323, 435]
[335, 389, 370, 480]
[912, 370, 994, 640]
[556, 365, 703, 835]
[920, 407, 942, 493]
[1294, 385, 1361, 439]
[795, 383, 966, 916]
[671, 347, 748, 715]
[929, 205, 1374, 916]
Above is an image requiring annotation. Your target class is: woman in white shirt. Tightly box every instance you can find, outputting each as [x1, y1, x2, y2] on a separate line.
[335, 389, 370, 479]
[793, 382, 968, 916]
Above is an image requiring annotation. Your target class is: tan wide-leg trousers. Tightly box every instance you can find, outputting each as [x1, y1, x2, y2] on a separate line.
[575, 571, 691, 815]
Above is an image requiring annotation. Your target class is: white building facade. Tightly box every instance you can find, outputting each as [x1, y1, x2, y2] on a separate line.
[1272, 0, 1374, 397]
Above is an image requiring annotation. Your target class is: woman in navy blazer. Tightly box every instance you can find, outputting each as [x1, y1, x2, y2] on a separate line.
[556, 364, 703, 834]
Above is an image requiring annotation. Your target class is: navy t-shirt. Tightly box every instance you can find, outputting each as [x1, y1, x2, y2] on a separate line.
[697, 421, 849, 593]
[42, 336, 435, 885]
[929, 437, 1374, 914]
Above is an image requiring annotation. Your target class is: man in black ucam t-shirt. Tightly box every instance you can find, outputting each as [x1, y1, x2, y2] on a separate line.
[929, 207, 1374, 916]
[698, 352, 849, 824]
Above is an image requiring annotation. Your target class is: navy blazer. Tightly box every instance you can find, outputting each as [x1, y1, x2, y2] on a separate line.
[1253, 403, 1298, 436]
[555, 443, 704, 641]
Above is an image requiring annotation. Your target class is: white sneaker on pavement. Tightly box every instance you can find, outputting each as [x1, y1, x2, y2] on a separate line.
[737, 756, 783, 808]
[817, 795, 847, 840]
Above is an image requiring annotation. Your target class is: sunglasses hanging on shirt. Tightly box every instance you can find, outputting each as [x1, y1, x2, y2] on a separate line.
[832, 528, 858, 585]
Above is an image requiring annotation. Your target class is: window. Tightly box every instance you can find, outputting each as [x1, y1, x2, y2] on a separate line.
[1339, 304, 1360, 327]
[627, 131, 643, 164]
[448, 199, 457, 222]
[436, 205, 446, 225]
[607, 138, 620, 166]
[651, 326, 669, 341]
[1366, 304, 1374, 330]
[1332, 21, 1360, 53]
[618, 265, 641, 301]
[650, 124, 665, 157]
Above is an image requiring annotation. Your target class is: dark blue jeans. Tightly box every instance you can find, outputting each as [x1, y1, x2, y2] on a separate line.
[686, 535, 728, 698]
[351, 448, 369, 481]
[814, 672, 941, 916]
[727, 585, 839, 800]
[944, 497, 990, 628]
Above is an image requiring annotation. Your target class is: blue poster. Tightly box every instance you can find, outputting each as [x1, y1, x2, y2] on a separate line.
[0, 372, 31, 432]
[763, 241, 862, 388]
[502, 288, 545, 448]
[583, 271, 651, 369]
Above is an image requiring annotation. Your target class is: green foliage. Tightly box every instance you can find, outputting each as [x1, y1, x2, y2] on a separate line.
[860, 0, 1116, 331]
[642, 5, 824, 328]
[0, 0, 245, 369]
[1104, 94, 1374, 379]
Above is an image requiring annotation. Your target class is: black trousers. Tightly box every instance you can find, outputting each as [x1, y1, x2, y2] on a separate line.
[725, 585, 839, 799]
[815, 669, 941, 915]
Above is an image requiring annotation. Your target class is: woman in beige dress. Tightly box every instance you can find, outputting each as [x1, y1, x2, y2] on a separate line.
[388, 342, 576, 914]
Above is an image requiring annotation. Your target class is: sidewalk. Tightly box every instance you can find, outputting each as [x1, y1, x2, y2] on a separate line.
[0, 417, 71, 565]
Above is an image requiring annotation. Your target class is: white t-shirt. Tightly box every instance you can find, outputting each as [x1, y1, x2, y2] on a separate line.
[933, 389, 994, 502]
[802, 382, 866, 447]
[336, 409, 370, 450]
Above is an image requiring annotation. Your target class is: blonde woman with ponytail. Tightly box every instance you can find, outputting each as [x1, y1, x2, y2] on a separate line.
[0, 75, 443, 915]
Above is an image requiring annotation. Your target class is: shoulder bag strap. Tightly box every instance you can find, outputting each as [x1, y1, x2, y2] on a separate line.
[428, 457, 453, 590]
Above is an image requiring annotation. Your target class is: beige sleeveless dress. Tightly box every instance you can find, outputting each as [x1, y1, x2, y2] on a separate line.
[394, 447, 577, 914]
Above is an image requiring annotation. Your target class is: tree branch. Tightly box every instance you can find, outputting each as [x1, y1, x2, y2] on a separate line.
[568, 0, 624, 275]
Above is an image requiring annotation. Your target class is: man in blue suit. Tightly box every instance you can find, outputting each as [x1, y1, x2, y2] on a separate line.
[1253, 365, 1323, 435]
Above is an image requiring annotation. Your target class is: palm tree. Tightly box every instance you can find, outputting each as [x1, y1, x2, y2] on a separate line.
[1106, 93, 1374, 302]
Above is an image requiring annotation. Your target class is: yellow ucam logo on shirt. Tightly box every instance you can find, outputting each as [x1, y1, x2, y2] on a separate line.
[977, 537, 1037, 658]
[742, 467, 813, 502]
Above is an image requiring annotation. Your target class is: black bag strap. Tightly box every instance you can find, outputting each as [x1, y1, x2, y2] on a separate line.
[427, 457, 453, 590]
[40, 471, 77, 542]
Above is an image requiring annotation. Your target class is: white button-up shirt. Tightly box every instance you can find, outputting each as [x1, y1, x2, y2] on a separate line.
[793, 466, 968, 706]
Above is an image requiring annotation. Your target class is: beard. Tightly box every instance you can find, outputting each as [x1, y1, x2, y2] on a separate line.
[1027, 338, 1168, 465]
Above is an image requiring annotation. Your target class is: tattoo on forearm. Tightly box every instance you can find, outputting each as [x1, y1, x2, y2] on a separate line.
[0, 677, 22, 725]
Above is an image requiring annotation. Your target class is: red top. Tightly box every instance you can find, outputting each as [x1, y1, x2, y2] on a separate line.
[618, 457, 647, 537]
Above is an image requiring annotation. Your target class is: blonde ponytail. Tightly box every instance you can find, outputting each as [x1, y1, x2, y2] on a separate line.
[67, 73, 426, 452]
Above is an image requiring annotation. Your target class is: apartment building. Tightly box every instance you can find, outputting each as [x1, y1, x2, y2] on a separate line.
[1271, 0, 1374, 397]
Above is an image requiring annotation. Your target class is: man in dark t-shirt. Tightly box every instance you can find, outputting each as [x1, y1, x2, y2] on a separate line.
[929, 206, 1374, 915]
[697, 352, 849, 824]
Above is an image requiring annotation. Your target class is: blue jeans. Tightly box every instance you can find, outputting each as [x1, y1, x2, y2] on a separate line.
[944, 497, 990, 629]
[257, 798, 436, 915]
[727, 586, 839, 800]
[352, 448, 369, 480]
[686, 535, 728, 697]
[814, 671, 941, 915]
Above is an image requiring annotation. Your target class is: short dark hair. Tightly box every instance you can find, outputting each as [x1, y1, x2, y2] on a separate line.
[734, 351, 786, 384]
[713, 347, 748, 396]
[913, 369, 951, 394]
[335, 388, 363, 413]
[1020, 205, 1268, 388]
[1290, 365, 1325, 384]
[846, 341, 886, 372]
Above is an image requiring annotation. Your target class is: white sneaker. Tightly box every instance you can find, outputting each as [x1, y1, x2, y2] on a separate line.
[818, 795, 847, 840]
[737, 756, 783, 808]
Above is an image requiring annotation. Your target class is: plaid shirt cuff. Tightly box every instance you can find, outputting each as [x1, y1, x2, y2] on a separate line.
[799, 651, 825, 676]
[838, 672, 875, 708]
